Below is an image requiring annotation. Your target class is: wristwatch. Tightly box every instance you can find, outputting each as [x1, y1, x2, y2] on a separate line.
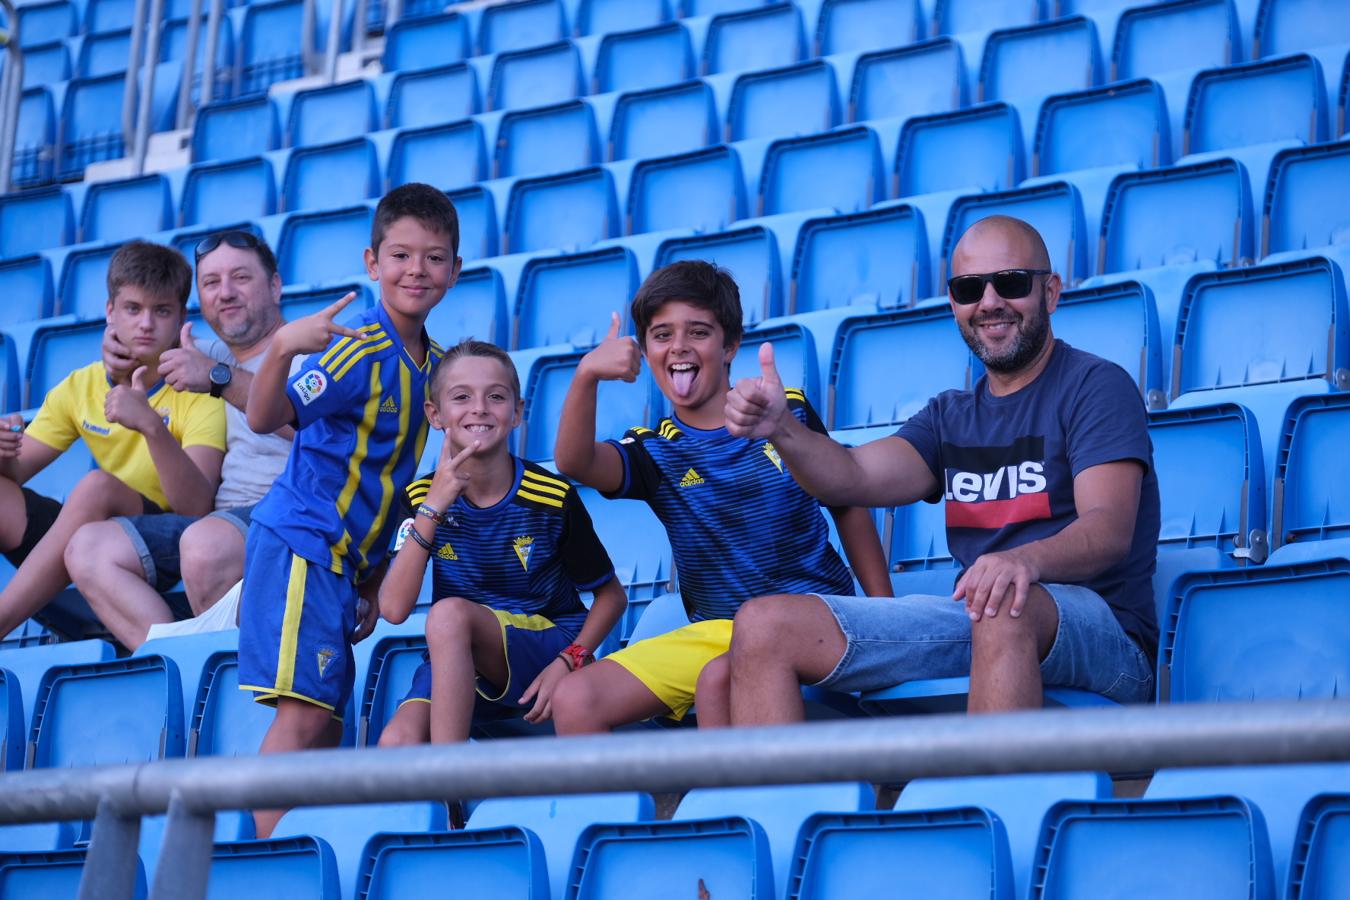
[208, 363, 232, 398]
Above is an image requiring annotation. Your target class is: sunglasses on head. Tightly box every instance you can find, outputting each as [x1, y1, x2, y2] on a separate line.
[947, 269, 1051, 305]
[195, 230, 262, 262]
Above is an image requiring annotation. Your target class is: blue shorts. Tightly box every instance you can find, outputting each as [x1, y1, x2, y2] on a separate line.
[116, 504, 256, 595]
[399, 609, 574, 712]
[237, 523, 357, 712]
[814, 583, 1155, 704]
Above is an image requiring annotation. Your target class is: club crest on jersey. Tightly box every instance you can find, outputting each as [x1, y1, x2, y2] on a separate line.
[438, 542, 458, 561]
[679, 468, 705, 488]
[316, 647, 337, 678]
[763, 443, 783, 473]
[513, 536, 534, 570]
[294, 370, 328, 406]
[379, 396, 399, 414]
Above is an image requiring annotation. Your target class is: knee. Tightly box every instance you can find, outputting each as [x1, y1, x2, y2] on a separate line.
[377, 715, 420, 748]
[180, 522, 232, 584]
[65, 470, 129, 512]
[64, 521, 126, 581]
[730, 595, 794, 656]
[425, 597, 474, 647]
[696, 655, 730, 699]
[550, 671, 597, 726]
[969, 587, 1055, 653]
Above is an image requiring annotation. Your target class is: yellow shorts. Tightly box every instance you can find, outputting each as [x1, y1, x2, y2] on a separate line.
[603, 619, 732, 720]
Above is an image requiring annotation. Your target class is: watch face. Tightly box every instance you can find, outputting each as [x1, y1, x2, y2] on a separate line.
[210, 363, 231, 386]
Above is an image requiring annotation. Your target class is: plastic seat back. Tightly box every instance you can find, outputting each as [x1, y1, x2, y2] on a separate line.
[210, 837, 339, 900]
[489, 41, 581, 112]
[850, 38, 964, 124]
[941, 180, 1087, 283]
[239, 0, 307, 95]
[355, 625, 428, 747]
[497, 100, 598, 180]
[760, 126, 881, 217]
[594, 22, 693, 95]
[728, 58, 838, 142]
[1254, 0, 1350, 56]
[58, 73, 127, 179]
[16, 0, 76, 47]
[817, 0, 921, 56]
[277, 206, 374, 286]
[504, 167, 617, 255]
[56, 241, 124, 319]
[522, 349, 658, 462]
[182, 156, 277, 227]
[610, 80, 716, 162]
[288, 80, 376, 149]
[381, 12, 470, 73]
[281, 138, 379, 212]
[1185, 54, 1327, 154]
[792, 203, 930, 312]
[479, 0, 565, 54]
[630, 145, 746, 235]
[1287, 794, 1350, 898]
[896, 103, 1024, 197]
[1035, 78, 1168, 175]
[1112, 0, 1238, 80]
[0, 185, 70, 259]
[579, 0, 669, 35]
[385, 63, 479, 130]
[446, 186, 499, 261]
[425, 264, 508, 348]
[980, 16, 1100, 103]
[935, 0, 1039, 36]
[656, 226, 782, 325]
[704, 2, 803, 76]
[0, 848, 146, 900]
[13, 87, 57, 189]
[1262, 139, 1350, 256]
[1054, 281, 1164, 401]
[191, 95, 279, 164]
[0, 257, 53, 330]
[81, 174, 172, 244]
[1271, 393, 1350, 552]
[579, 488, 673, 622]
[388, 120, 485, 193]
[516, 247, 638, 350]
[190, 650, 275, 758]
[79, 28, 134, 78]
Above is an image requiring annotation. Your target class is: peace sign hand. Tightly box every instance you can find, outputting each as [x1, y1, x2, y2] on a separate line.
[425, 434, 480, 511]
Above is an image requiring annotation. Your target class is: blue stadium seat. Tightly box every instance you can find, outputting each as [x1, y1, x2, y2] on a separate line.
[521, 348, 658, 462]
[238, 0, 307, 95]
[276, 205, 373, 286]
[13, 87, 56, 189]
[85, 0, 134, 33]
[593, 22, 694, 95]
[0, 255, 53, 328]
[80, 174, 172, 244]
[896, 103, 1024, 197]
[16, 0, 76, 47]
[1111, 0, 1239, 80]
[1254, 0, 1350, 57]
[578, 486, 674, 621]
[727, 59, 840, 142]
[816, 0, 922, 56]
[609, 80, 717, 161]
[280, 282, 373, 323]
[980, 16, 1101, 104]
[792, 203, 930, 312]
[829, 305, 973, 429]
[578, 0, 670, 35]
[381, 12, 470, 72]
[849, 37, 964, 124]
[287, 80, 376, 148]
[684, 0, 773, 13]
[624, 591, 691, 647]
[57, 73, 127, 179]
[0, 639, 112, 758]
[729, 319, 824, 407]
[1098, 157, 1255, 273]
[496, 100, 598, 179]
[56, 240, 123, 319]
[159, 16, 235, 101]
[1269, 393, 1350, 561]
[704, 2, 804, 76]
[21, 40, 71, 87]
[943, 180, 1088, 282]
[188, 648, 274, 758]
[656, 225, 784, 325]
[1263, 140, 1350, 256]
[759, 126, 883, 216]
[516, 247, 638, 349]
[0, 848, 146, 899]
[1185, 53, 1328, 154]
[181, 156, 277, 228]
[478, 0, 565, 54]
[384, 63, 480, 130]
[1054, 281, 1164, 401]
[1339, 49, 1349, 136]
[353, 620, 428, 746]
[281, 137, 379, 211]
[504, 167, 618, 254]
[387, 120, 485, 193]
[936, 0, 1040, 35]
[27, 316, 99, 403]
[628, 144, 747, 235]
[77, 28, 132, 78]
[0, 335, 19, 413]
[0, 186, 72, 258]
[1035, 78, 1168, 175]
[357, 828, 545, 899]
[1287, 794, 1350, 898]
[0, 668, 23, 770]
[488, 41, 582, 112]
[424, 264, 507, 347]
[446, 185, 499, 261]
[210, 837, 339, 900]
[192, 95, 279, 164]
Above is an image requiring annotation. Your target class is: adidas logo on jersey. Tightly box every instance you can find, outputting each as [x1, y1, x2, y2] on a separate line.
[679, 468, 706, 487]
[379, 396, 399, 414]
[438, 543, 458, 561]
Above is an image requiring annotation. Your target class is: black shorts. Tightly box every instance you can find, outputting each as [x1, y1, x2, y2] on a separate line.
[3, 486, 161, 569]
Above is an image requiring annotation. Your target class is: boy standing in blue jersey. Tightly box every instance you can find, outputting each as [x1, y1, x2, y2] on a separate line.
[550, 260, 891, 733]
[239, 183, 460, 837]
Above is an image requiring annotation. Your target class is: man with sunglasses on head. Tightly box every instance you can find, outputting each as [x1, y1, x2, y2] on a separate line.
[722, 214, 1160, 721]
[65, 231, 297, 650]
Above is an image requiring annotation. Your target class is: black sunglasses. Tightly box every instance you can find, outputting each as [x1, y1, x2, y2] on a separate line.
[947, 269, 1051, 305]
[195, 230, 262, 262]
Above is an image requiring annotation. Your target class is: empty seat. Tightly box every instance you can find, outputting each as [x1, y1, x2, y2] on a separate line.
[896, 103, 1024, 197]
[1099, 157, 1254, 273]
[238, 0, 307, 95]
[57, 73, 127, 180]
[424, 264, 507, 347]
[385, 63, 480, 130]
[273, 803, 448, 898]
[935, 0, 1038, 35]
[388, 120, 485, 192]
[85, 0, 134, 33]
[1263, 140, 1350, 256]
[578, 0, 670, 35]
[728, 319, 823, 407]
[0, 848, 146, 897]
[1055, 280, 1164, 401]
[594, 22, 694, 95]
[504, 167, 618, 254]
[522, 349, 658, 461]
[496, 100, 598, 179]
[279, 282, 373, 323]
[0, 667, 23, 770]
[760, 126, 883, 216]
[478, 0, 564, 54]
[943, 180, 1088, 282]
[189, 648, 273, 758]
[850, 37, 964, 124]
[27, 321, 109, 406]
[1269, 392, 1350, 559]
[684, 0, 772, 13]
[13, 87, 56, 189]
[656, 225, 783, 324]
[516, 247, 638, 349]
[792, 203, 930, 312]
[16, 0, 76, 48]
[1035, 78, 1168, 175]
[287, 80, 376, 149]
[727, 59, 840, 142]
[488, 41, 581, 112]
[0, 186, 72, 258]
[704, 2, 804, 76]
[446, 185, 499, 261]
[0, 639, 113, 755]
[21, 40, 71, 88]
[816, 0, 922, 56]
[277, 206, 373, 286]
[159, 16, 235, 101]
[181, 156, 277, 228]
[609, 80, 717, 161]
[77, 28, 132, 78]
[209, 837, 338, 900]
[281, 138, 379, 212]
[1288, 794, 1350, 897]
[1111, 0, 1238, 80]
[980, 16, 1101, 104]
[1255, 0, 1350, 57]
[381, 12, 470, 73]
[830, 305, 973, 429]
[629, 144, 745, 235]
[57, 241, 124, 319]
[80, 174, 172, 244]
[1185, 53, 1328, 154]
[191, 95, 279, 164]
[580, 486, 674, 614]
[0, 256, 55, 329]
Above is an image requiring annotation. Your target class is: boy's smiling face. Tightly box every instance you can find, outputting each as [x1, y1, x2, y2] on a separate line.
[365, 215, 461, 326]
[643, 299, 740, 425]
[426, 355, 522, 457]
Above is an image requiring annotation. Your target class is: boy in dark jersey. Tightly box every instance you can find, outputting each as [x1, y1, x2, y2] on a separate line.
[239, 184, 460, 836]
[551, 260, 890, 732]
[377, 340, 626, 745]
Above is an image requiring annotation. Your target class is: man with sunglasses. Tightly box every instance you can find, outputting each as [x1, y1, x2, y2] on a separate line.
[723, 215, 1160, 719]
[65, 231, 296, 649]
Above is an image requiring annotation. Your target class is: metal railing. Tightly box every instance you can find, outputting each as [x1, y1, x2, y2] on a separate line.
[0, 0, 23, 195]
[0, 700, 1347, 900]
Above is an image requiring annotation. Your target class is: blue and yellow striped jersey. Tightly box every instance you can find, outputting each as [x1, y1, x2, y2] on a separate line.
[396, 457, 616, 633]
[254, 303, 444, 580]
[603, 389, 853, 620]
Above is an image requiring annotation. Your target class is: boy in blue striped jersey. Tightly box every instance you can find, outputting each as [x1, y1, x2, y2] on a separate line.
[239, 183, 460, 837]
[551, 260, 891, 733]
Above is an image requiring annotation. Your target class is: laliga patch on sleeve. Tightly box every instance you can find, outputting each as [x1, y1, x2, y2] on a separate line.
[393, 517, 415, 551]
[293, 370, 328, 406]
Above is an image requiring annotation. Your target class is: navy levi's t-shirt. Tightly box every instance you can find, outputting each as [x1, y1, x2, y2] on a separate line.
[896, 340, 1161, 662]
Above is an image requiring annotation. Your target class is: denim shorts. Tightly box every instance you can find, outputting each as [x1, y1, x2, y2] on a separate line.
[814, 583, 1155, 704]
[116, 504, 256, 595]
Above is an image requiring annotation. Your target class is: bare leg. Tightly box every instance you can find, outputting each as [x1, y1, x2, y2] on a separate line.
[425, 598, 510, 744]
[967, 584, 1059, 712]
[728, 595, 847, 726]
[377, 701, 430, 747]
[65, 520, 175, 650]
[179, 516, 246, 615]
[253, 697, 340, 838]
[0, 478, 29, 555]
[550, 659, 671, 734]
[693, 653, 731, 728]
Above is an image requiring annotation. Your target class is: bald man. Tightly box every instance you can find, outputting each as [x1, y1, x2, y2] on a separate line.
[722, 215, 1160, 719]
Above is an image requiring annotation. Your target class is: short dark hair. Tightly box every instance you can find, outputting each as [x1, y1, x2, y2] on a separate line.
[194, 229, 279, 280]
[630, 260, 742, 350]
[430, 339, 521, 403]
[372, 183, 460, 258]
[106, 241, 193, 307]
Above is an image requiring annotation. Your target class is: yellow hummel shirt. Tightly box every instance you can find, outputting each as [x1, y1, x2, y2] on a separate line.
[25, 362, 227, 510]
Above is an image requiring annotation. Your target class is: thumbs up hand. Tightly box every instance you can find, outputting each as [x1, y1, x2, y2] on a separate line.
[105, 366, 160, 435]
[726, 342, 789, 440]
[577, 312, 641, 384]
[158, 322, 216, 394]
